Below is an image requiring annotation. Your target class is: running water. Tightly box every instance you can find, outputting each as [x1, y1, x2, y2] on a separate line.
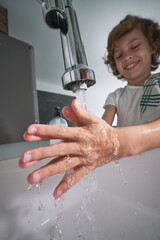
[75, 89, 97, 240]
[36, 182, 45, 211]
[75, 173, 97, 240]
[27, 181, 44, 211]
[113, 160, 128, 186]
[49, 194, 66, 240]
[76, 89, 87, 109]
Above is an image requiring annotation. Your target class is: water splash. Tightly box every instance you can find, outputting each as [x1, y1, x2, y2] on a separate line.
[75, 172, 97, 240]
[49, 194, 66, 240]
[28, 183, 45, 210]
[36, 182, 45, 211]
[114, 160, 120, 167]
[113, 161, 128, 186]
[75, 89, 97, 239]
[41, 218, 50, 226]
[27, 184, 32, 191]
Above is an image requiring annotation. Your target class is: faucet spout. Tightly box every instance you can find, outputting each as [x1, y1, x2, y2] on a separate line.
[36, 0, 96, 92]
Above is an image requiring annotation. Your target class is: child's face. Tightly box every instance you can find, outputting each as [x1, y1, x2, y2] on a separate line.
[114, 28, 155, 86]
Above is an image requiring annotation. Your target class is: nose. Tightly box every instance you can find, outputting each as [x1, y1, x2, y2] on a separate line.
[123, 52, 133, 62]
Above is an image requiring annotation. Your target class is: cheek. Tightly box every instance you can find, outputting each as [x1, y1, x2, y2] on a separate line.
[115, 61, 123, 73]
[139, 47, 152, 60]
[143, 52, 152, 66]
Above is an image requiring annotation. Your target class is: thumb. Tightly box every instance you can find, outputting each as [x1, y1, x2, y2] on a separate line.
[70, 99, 101, 125]
[62, 105, 79, 124]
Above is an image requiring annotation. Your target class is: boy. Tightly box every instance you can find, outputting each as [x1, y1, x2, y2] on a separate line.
[102, 15, 160, 127]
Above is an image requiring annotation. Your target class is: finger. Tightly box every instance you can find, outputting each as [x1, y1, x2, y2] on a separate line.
[53, 165, 90, 199]
[19, 159, 38, 168]
[19, 142, 81, 167]
[71, 99, 102, 125]
[62, 106, 79, 124]
[24, 124, 83, 141]
[27, 156, 82, 184]
[23, 132, 43, 141]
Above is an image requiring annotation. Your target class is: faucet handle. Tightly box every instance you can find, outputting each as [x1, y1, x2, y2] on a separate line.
[37, 0, 68, 34]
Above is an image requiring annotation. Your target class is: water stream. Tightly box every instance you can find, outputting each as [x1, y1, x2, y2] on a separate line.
[49, 194, 66, 240]
[75, 173, 97, 240]
[26, 89, 96, 239]
[75, 89, 97, 240]
[75, 89, 87, 109]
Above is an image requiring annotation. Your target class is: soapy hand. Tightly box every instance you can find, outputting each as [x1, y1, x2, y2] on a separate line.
[19, 99, 120, 199]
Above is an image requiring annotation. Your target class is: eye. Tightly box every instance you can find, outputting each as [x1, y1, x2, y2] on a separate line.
[115, 53, 122, 60]
[131, 43, 141, 50]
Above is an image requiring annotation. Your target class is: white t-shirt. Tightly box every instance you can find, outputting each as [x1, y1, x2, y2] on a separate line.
[104, 73, 160, 127]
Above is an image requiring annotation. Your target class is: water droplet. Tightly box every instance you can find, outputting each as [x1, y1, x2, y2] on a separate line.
[114, 160, 120, 167]
[36, 181, 42, 192]
[27, 184, 32, 191]
[41, 218, 50, 226]
[38, 202, 45, 211]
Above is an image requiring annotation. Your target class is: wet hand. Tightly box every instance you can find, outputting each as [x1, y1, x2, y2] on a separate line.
[19, 99, 120, 199]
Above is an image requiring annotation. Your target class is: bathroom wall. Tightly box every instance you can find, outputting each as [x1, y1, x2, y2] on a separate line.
[0, 0, 160, 239]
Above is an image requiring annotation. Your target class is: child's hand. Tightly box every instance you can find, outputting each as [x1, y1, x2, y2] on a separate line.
[19, 99, 120, 199]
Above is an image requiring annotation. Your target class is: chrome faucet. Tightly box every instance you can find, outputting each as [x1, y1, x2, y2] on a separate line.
[35, 0, 96, 92]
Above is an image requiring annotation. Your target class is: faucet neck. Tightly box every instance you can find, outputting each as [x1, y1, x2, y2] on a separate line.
[36, 0, 96, 91]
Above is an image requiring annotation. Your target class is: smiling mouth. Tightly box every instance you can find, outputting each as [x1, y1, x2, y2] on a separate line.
[124, 60, 140, 71]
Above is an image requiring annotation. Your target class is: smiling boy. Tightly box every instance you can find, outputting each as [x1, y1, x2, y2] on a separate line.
[102, 15, 160, 127]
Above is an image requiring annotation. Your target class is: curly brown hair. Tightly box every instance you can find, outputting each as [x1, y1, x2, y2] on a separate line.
[104, 15, 160, 79]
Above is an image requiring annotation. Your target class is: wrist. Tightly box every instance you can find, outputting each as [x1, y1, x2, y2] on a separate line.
[115, 126, 141, 159]
[115, 119, 160, 159]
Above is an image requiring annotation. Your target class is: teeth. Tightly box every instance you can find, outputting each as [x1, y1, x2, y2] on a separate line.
[126, 63, 135, 70]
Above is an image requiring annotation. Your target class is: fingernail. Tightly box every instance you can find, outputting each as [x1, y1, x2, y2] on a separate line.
[75, 99, 80, 105]
[23, 153, 32, 163]
[55, 189, 63, 199]
[75, 99, 80, 108]
[28, 126, 37, 134]
[34, 172, 42, 183]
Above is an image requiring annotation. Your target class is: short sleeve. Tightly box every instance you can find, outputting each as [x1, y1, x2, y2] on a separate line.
[103, 88, 124, 109]
[103, 92, 117, 109]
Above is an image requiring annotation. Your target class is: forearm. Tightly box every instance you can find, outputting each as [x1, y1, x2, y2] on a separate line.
[116, 118, 160, 159]
[102, 105, 116, 126]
